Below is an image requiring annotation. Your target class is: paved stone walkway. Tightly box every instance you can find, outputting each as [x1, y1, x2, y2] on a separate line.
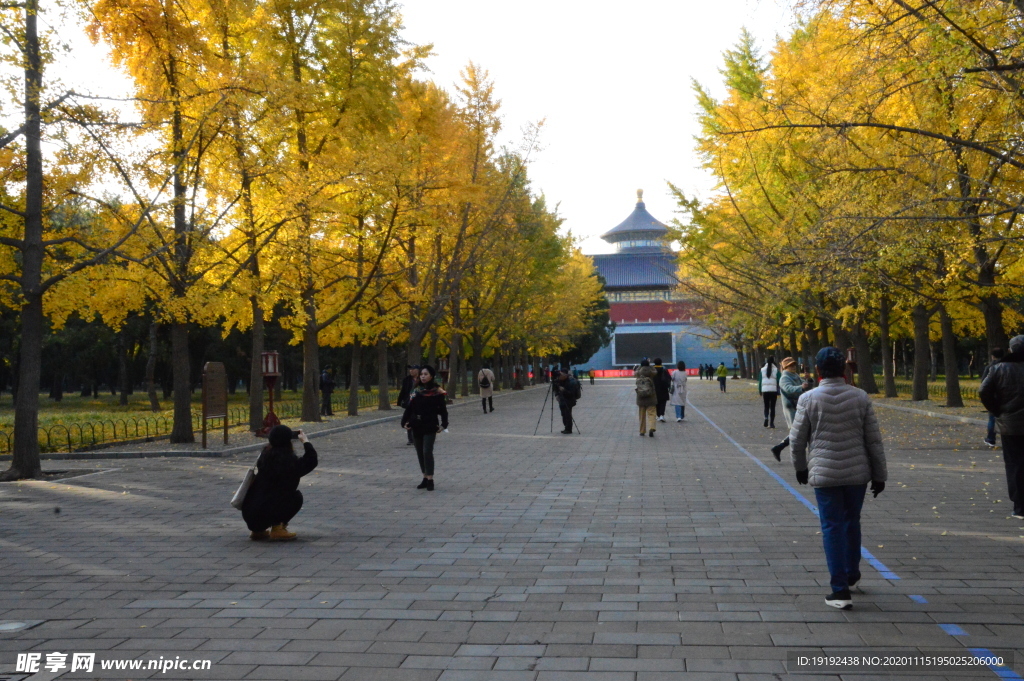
[1, 379, 1022, 680]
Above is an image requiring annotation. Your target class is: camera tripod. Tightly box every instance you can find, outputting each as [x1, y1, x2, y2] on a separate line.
[532, 381, 582, 436]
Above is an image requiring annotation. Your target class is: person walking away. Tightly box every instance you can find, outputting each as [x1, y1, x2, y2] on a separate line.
[319, 368, 335, 416]
[478, 365, 496, 413]
[397, 365, 419, 445]
[715, 362, 728, 392]
[670, 360, 688, 421]
[635, 359, 658, 437]
[980, 335, 1024, 519]
[401, 365, 449, 491]
[589, 368, 595, 385]
[242, 425, 318, 541]
[553, 369, 581, 434]
[771, 357, 811, 460]
[758, 356, 780, 428]
[982, 348, 1005, 448]
[653, 358, 671, 422]
[791, 347, 887, 609]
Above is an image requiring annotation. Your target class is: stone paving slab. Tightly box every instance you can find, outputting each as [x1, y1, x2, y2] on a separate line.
[1, 378, 1022, 680]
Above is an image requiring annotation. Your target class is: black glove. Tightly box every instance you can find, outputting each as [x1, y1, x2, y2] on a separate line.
[796, 469, 808, 485]
[871, 480, 885, 498]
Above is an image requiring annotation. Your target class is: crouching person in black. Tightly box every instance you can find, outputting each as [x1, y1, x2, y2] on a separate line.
[243, 425, 318, 541]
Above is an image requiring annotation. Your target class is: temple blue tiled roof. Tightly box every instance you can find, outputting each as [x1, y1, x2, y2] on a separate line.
[591, 253, 677, 289]
[600, 191, 670, 242]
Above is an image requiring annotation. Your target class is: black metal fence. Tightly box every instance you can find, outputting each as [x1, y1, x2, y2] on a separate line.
[0, 390, 386, 455]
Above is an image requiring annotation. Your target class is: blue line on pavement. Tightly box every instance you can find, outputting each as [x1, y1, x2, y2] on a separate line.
[968, 649, 1024, 680]
[689, 400, 1018, 681]
[939, 623, 969, 636]
[687, 401, 899, 579]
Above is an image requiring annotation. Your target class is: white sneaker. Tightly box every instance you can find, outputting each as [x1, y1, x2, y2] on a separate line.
[676, 418, 682, 422]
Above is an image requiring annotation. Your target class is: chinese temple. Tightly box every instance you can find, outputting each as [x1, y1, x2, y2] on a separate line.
[577, 190, 734, 371]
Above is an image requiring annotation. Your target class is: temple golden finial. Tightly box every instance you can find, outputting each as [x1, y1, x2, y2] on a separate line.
[637, 189, 644, 202]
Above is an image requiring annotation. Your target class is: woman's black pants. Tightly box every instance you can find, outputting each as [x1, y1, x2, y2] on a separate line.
[413, 431, 436, 476]
[762, 391, 778, 425]
[242, 491, 303, 532]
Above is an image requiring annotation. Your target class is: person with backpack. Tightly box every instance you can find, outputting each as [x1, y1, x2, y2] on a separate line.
[670, 360, 688, 421]
[401, 365, 449, 491]
[635, 359, 658, 437]
[715, 362, 728, 392]
[553, 369, 581, 434]
[478, 364, 496, 413]
[758, 356, 780, 428]
[653, 357, 671, 422]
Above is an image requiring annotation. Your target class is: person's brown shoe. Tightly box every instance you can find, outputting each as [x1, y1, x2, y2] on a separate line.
[269, 524, 297, 541]
[249, 530, 270, 541]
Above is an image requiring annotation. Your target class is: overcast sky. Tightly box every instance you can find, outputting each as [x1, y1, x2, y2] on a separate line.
[400, 0, 797, 254]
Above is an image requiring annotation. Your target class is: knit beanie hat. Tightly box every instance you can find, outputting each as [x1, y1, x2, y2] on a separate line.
[815, 346, 845, 377]
[1010, 335, 1024, 354]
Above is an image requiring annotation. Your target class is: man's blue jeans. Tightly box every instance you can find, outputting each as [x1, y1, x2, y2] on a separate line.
[674, 405, 685, 419]
[814, 484, 867, 592]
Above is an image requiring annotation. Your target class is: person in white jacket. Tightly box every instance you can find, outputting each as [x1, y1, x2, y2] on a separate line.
[791, 347, 887, 611]
[669, 360, 688, 421]
[758, 357, 780, 428]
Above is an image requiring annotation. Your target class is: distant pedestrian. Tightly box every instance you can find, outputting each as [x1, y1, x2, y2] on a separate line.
[553, 369, 581, 434]
[401, 365, 448, 491]
[670, 360, 688, 421]
[589, 368, 595, 385]
[478, 365, 496, 413]
[715, 362, 728, 392]
[397, 365, 419, 445]
[758, 356, 780, 429]
[980, 335, 1024, 520]
[242, 425, 317, 541]
[653, 357, 671, 422]
[791, 347, 887, 610]
[697, 363, 703, 380]
[771, 357, 811, 461]
[982, 348, 1005, 448]
[319, 368, 335, 416]
[635, 359, 658, 437]
[708, 363, 715, 381]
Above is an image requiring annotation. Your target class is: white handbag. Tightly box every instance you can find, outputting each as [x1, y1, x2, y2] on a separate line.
[230, 458, 259, 509]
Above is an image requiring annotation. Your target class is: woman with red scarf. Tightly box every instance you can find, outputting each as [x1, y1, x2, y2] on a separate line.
[401, 365, 449, 491]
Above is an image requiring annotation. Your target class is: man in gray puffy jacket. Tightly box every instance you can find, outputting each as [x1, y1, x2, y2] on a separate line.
[791, 347, 887, 610]
[980, 335, 1024, 519]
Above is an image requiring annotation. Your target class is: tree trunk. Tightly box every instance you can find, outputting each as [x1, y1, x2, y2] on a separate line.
[980, 293, 1009, 360]
[470, 333, 483, 394]
[146, 322, 161, 412]
[734, 344, 746, 379]
[377, 337, 391, 410]
[3, 1, 45, 480]
[911, 304, 932, 401]
[348, 340, 362, 416]
[446, 332, 461, 397]
[852, 323, 878, 394]
[248, 302, 264, 430]
[300, 297, 321, 422]
[879, 297, 897, 398]
[169, 322, 194, 442]
[427, 329, 438, 368]
[788, 329, 798, 361]
[939, 305, 964, 408]
[117, 333, 130, 406]
[929, 341, 938, 382]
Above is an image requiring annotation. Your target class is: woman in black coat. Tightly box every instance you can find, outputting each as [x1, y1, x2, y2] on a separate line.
[653, 358, 672, 422]
[242, 425, 318, 541]
[401, 365, 448, 491]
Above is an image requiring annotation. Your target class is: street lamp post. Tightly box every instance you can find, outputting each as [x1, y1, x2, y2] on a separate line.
[257, 351, 281, 436]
